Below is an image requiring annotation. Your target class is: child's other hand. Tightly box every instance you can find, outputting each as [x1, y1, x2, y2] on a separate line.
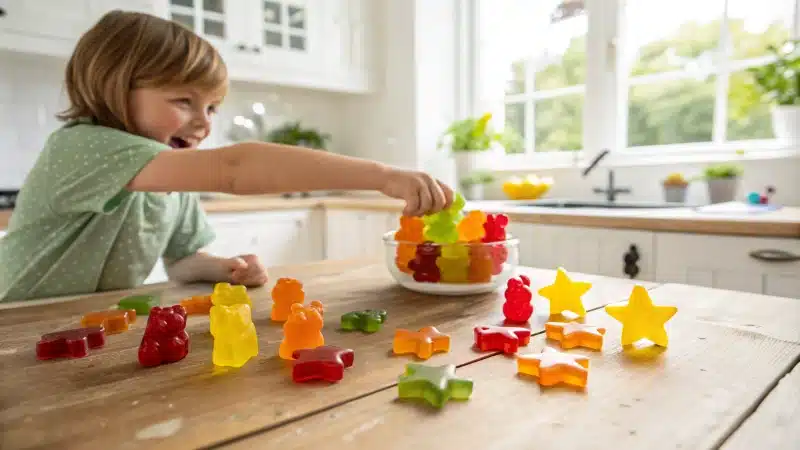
[224, 254, 268, 287]
[380, 168, 455, 216]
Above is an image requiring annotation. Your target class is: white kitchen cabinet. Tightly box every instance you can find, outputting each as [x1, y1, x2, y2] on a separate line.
[515, 223, 657, 282]
[0, 0, 92, 56]
[321, 0, 371, 92]
[325, 210, 397, 260]
[655, 232, 800, 297]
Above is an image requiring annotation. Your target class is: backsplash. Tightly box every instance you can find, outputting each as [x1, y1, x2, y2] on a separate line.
[0, 50, 348, 190]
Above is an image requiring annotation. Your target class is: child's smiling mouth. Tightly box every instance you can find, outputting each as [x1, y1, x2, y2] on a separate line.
[168, 137, 192, 149]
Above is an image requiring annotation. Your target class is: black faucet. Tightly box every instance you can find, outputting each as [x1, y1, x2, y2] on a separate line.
[582, 149, 631, 203]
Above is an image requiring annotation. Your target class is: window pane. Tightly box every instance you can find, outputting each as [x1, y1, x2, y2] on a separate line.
[171, 0, 193, 7]
[625, 0, 724, 76]
[264, 1, 282, 25]
[628, 76, 716, 147]
[203, 19, 225, 38]
[506, 61, 525, 95]
[265, 30, 283, 47]
[171, 13, 194, 30]
[288, 6, 305, 30]
[203, 0, 223, 14]
[289, 35, 306, 51]
[504, 103, 526, 154]
[535, 94, 583, 152]
[727, 0, 794, 60]
[727, 70, 775, 140]
[533, 8, 587, 91]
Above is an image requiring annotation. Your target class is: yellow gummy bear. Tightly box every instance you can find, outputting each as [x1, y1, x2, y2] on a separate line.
[436, 256, 470, 283]
[211, 282, 252, 307]
[605, 285, 678, 347]
[537, 267, 592, 317]
[210, 303, 259, 368]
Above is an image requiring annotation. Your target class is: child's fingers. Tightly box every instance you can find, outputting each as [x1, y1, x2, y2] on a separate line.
[438, 180, 454, 208]
[428, 179, 447, 213]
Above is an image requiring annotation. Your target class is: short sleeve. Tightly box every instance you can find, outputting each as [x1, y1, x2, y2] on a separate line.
[162, 193, 216, 261]
[44, 123, 165, 214]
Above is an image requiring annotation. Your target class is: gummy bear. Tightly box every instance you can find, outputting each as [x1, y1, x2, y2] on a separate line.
[279, 301, 324, 360]
[211, 282, 252, 307]
[481, 213, 509, 242]
[470, 243, 506, 276]
[516, 347, 590, 388]
[36, 327, 105, 360]
[209, 303, 259, 368]
[395, 216, 425, 274]
[291, 345, 355, 383]
[467, 250, 494, 283]
[421, 193, 465, 243]
[393, 326, 450, 359]
[440, 243, 469, 259]
[397, 363, 473, 408]
[503, 275, 533, 323]
[407, 242, 441, 283]
[271, 277, 305, 322]
[436, 255, 469, 283]
[340, 309, 387, 333]
[81, 309, 136, 335]
[457, 210, 487, 242]
[473, 326, 531, 354]
[118, 294, 159, 315]
[138, 305, 190, 368]
[180, 294, 212, 315]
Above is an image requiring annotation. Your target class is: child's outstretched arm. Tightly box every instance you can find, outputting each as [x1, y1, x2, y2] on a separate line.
[127, 141, 454, 217]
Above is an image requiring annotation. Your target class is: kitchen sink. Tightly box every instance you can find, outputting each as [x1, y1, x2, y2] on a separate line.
[499, 199, 683, 209]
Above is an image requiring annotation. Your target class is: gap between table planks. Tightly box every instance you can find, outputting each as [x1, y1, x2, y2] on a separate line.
[0, 261, 655, 450]
[220, 283, 800, 450]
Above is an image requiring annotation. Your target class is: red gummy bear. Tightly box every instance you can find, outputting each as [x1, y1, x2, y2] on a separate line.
[138, 305, 189, 368]
[292, 345, 355, 383]
[407, 242, 441, 283]
[473, 325, 532, 354]
[481, 214, 509, 242]
[503, 275, 533, 323]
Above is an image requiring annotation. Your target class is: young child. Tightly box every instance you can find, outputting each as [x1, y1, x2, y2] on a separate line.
[0, 10, 454, 303]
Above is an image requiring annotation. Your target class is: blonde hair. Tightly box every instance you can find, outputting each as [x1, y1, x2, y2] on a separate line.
[58, 10, 228, 132]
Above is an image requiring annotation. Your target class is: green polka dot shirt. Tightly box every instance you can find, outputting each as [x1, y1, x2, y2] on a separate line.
[0, 118, 215, 302]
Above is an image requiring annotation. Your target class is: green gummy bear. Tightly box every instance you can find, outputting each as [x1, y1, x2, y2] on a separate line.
[118, 294, 159, 315]
[397, 363, 473, 408]
[422, 193, 466, 243]
[340, 309, 387, 333]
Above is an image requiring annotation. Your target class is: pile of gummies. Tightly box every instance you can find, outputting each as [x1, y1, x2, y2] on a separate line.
[393, 193, 510, 284]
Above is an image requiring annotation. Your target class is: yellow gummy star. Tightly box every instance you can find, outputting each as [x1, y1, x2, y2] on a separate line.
[537, 267, 592, 317]
[605, 285, 678, 347]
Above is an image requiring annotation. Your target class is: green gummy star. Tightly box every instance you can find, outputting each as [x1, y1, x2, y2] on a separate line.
[340, 309, 387, 333]
[397, 363, 473, 408]
[118, 294, 159, 315]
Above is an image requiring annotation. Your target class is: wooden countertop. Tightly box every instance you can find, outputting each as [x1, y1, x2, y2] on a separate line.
[1, 195, 799, 237]
[1, 259, 798, 449]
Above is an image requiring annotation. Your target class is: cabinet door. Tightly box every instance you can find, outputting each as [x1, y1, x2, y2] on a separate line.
[162, 0, 252, 60]
[655, 233, 800, 296]
[324, 210, 395, 260]
[0, 0, 92, 40]
[322, 0, 370, 91]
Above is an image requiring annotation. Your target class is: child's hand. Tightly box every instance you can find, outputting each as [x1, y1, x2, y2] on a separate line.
[380, 168, 455, 216]
[224, 254, 269, 287]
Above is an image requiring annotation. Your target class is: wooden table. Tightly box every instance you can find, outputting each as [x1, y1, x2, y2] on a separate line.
[1, 259, 798, 450]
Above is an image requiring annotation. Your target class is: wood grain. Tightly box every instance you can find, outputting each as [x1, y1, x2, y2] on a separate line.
[721, 361, 800, 450]
[0, 261, 652, 450]
[227, 283, 800, 450]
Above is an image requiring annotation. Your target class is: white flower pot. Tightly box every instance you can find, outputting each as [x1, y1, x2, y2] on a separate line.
[772, 105, 800, 144]
[452, 150, 495, 181]
[707, 177, 740, 204]
[463, 184, 484, 201]
[663, 185, 688, 204]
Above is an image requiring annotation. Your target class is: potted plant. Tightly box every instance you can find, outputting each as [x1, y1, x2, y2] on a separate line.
[460, 170, 495, 201]
[747, 39, 799, 143]
[703, 163, 743, 204]
[265, 121, 331, 150]
[437, 113, 521, 180]
[662, 172, 689, 204]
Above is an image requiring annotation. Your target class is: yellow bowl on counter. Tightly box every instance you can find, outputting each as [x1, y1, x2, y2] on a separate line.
[502, 175, 554, 200]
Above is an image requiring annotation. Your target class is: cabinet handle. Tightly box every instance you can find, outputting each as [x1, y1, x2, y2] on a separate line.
[0, 7, 6, 17]
[623, 244, 640, 279]
[236, 43, 247, 51]
[749, 249, 800, 262]
[252, 46, 261, 53]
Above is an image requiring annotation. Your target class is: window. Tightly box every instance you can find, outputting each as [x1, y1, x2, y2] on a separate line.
[472, 0, 799, 162]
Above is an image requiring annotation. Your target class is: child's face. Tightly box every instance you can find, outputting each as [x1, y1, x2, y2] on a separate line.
[129, 86, 223, 149]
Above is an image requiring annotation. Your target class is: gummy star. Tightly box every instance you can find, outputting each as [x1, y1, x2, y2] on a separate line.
[36, 327, 106, 360]
[537, 267, 592, 317]
[80, 309, 136, 335]
[291, 345, 355, 383]
[605, 285, 678, 347]
[180, 294, 212, 315]
[340, 309, 387, 333]
[397, 363, 473, 408]
[118, 294, 159, 315]
[516, 347, 590, 388]
[544, 322, 606, 350]
[393, 326, 451, 359]
[473, 326, 531, 354]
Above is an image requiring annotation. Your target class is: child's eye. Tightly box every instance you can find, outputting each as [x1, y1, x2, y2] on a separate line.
[172, 98, 192, 107]
[207, 105, 218, 115]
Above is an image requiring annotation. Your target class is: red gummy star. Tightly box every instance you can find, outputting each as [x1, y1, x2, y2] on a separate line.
[36, 327, 106, 360]
[291, 345, 355, 383]
[473, 326, 531, 354]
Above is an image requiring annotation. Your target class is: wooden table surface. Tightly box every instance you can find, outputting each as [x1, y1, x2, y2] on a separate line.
[1, 259, 798, 450]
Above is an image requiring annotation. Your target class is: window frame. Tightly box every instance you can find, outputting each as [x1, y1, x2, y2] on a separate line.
[464, 0, 800, 170]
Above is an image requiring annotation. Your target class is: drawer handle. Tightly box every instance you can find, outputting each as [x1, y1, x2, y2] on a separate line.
[749, 249, 800, 262]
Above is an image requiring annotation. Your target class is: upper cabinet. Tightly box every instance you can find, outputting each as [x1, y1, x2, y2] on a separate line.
[0, 0, 372, 94]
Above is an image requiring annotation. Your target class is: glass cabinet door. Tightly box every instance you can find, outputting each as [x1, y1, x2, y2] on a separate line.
[168, 0, 227, 42]
[260, 0, 309, 53]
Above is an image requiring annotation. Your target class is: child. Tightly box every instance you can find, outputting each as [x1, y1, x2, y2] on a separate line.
[0, 10, 454, 303]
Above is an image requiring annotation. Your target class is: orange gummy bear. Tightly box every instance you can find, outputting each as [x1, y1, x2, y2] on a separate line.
[395, 216, 424, 274]
[393, 326, 451, 359]
[180, 295, 212, 315]
[468, 244, 494, 283]
[544, 322, 606, 350]
[516, 347, 590, 388]
[278, 301, 324, 360]
[271, 278, 305, 322]
[81, 309, 137, 335]
[457, 210, 487, 242]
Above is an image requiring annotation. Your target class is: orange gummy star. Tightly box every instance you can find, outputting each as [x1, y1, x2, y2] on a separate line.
[544, 322, 606, 350]
[516, 347, 590, 388]
[393, 326, 451, 359]
[180, 294, 212, 315]
[81, 309, 137, 335]
[271, 278, 305, 322]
